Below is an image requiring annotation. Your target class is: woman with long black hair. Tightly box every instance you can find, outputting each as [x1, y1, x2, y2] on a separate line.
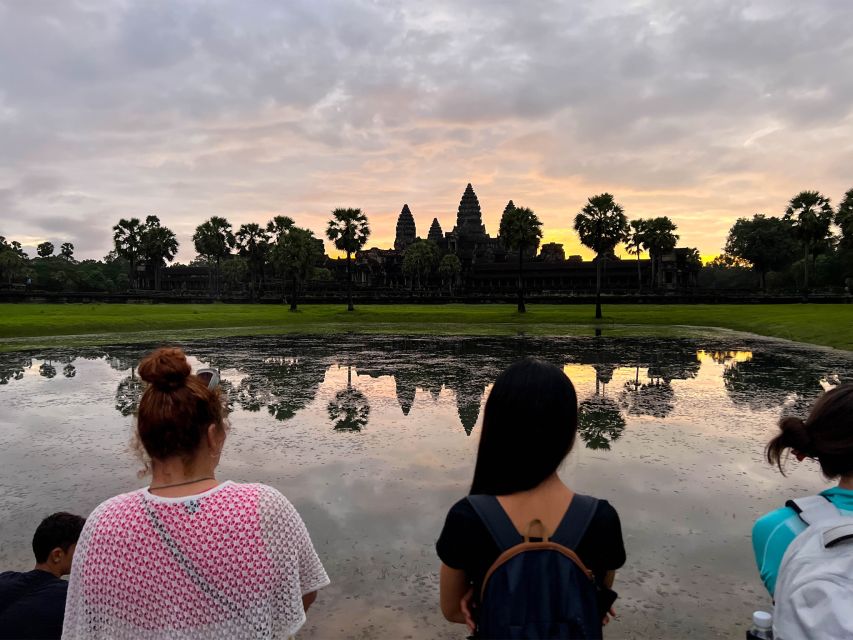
[436, 358, 626, 638]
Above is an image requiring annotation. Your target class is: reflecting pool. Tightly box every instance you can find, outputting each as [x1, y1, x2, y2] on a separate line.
[1, 334, 851, 638]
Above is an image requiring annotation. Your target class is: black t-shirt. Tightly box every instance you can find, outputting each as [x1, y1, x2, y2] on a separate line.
[436, 496, 626, 598]
[0, 570, 68, 639]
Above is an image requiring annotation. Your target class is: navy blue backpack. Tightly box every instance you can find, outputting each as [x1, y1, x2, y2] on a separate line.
[468, 494, 603, 640]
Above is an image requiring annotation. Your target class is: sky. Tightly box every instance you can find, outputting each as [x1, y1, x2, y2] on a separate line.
[1, 0, 852, 263]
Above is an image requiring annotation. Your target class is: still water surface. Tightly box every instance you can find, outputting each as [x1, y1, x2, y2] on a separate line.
[1, 334, 852, 638]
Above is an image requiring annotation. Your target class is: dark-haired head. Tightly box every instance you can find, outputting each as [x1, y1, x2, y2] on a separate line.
[470, 358, 578, 495]
[766, 384, 853, 478]
[32, 512, 85, 575]
[136, 347, 228, 470]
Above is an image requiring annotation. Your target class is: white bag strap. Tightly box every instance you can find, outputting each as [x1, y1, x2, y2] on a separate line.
[822, 523, 853, 548]
[786, 495, 841, 526]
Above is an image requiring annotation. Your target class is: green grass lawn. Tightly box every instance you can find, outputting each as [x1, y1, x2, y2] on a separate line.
[1, 303, 851, 351]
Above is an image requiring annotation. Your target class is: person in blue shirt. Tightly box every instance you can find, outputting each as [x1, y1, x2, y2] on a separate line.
[0, 512, 86, 639]
[752, 383, 853, 596]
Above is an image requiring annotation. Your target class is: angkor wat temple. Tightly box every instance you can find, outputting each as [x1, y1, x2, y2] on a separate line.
[342, 183, 698, 294]
[156, 182, 698, 298]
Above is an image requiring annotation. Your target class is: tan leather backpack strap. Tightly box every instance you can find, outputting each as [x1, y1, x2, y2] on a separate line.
[524, 518, 550, 542]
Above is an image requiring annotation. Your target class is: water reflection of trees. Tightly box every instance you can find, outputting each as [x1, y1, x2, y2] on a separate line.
[578, 395, 627, 450]
[39, 361, 57, 378]
[53, 337, 715, 445]
[615, 343, 701, 419]
[0, 353, 31, 384]
[233, 374, 273, 413]
[327, 365, 370, 431]
[257, 357, 327, 421]
[4, 335, 849, 450]
[115, 369, 143, 417]
[576, 353, 627, 450]
[620, 369, 675, 419]
[723, 351, 848, 415]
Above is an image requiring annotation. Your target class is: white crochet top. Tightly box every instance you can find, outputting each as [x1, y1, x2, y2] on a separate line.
[62, 481, 329, 639]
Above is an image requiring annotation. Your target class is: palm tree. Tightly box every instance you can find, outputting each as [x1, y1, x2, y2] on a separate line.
[59, 242, 75, 262]
[784, 190, 833, 292]
[266, 215, 295, 242]
[193, 216, 235, 296]
[0, 241, 27, 286]
[266, 216, 295, 298]
[625, 219, 647, 292]
[439, 254, 461, 295]
[236, 223, 270, 300]
[838, 189, 853, 281]
[271, 224, 321, 311]
[837, 188, 853, 250]
[140, 216, 178, 291]
[573, 194, 629, 319]
[36, 242, 54, 258]
[113, 217, 144, 289]
[499, 202, 543, 313]
[641, 217, 679, 289]
[326, 208, 370, 311]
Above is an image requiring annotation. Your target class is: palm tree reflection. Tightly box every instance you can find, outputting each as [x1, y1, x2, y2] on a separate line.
[578, 365, 626, 450]
[578, 395, 626, 450]
[620, 366, 675, 418]
[39, 361, 57, 379]
[327, 364, 370, 432]
[115, 367, 143, 417]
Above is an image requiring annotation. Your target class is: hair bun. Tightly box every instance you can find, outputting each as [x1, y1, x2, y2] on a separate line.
[780, 415, 813, 453]
[138, 347, 191, 391]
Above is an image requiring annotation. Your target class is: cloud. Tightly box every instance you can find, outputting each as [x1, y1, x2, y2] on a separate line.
[0, 0, 852, 261]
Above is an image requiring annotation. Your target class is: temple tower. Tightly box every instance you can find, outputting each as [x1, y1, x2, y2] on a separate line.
[394, 204, 416, 251]
[540, 242, 566, 262]
[454, 183, 487, 237]
[427, 218, 443, 244]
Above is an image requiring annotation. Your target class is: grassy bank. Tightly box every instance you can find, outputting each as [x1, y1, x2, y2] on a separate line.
[1, 303, 851, 351]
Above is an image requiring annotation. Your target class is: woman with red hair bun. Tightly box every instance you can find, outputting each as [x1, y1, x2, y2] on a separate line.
[63, 347, 329, 639]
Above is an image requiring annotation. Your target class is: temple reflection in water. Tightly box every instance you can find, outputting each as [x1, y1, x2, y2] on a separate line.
[2, 334, 848, 450]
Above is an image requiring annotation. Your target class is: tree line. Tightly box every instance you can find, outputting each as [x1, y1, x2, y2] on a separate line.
[0, 195, 708, 316]
[2, 186, 852, 312]
[111, 213, 341, 311]
[488, 194, 692, 316]
[714, 189, 853, 293]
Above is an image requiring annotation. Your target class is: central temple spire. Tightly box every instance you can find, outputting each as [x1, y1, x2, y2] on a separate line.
[394, 204, 416, 251]
[427, 218, 443, 243]
[455, 183, 486, 237]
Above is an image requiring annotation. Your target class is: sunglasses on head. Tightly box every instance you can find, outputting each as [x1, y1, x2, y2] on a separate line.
[196, 368, 220, 390]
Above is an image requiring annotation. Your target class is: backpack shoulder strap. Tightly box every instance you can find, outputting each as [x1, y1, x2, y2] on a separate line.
[467, 494, 522, 552]
[551, 494, 599, 550]
[786, 495, 840, 527]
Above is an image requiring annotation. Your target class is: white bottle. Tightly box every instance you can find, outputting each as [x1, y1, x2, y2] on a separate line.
[746, 611, 773, 640]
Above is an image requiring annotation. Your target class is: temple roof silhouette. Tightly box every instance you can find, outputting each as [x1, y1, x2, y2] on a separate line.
[394, 204, 416, 251]
[427, 217, 443, 244]
[454, 183, 487, 237]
